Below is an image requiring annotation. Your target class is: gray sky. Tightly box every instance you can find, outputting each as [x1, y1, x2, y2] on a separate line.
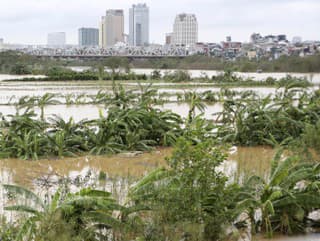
[0, 0, 319, 45]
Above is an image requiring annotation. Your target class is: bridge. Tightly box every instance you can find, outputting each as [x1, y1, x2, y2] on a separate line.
[19, 46, 192, 58]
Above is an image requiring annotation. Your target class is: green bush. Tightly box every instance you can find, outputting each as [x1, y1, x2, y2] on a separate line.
[302, 120, 320, 152]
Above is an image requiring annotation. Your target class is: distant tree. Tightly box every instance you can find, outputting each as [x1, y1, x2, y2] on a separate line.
[10, 63, 31, 75]
[151, 70, 161, 80]
[104, 57, 130, 80]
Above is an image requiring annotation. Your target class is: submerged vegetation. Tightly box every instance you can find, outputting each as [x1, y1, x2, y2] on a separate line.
[0, 79, 319, 159]
[2, 140, 320, 240]
[0, 84, 183, 159]
[0, 72, 320, 240]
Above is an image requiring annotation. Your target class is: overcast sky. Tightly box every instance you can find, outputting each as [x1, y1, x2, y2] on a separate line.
[0, 0, 319, 45]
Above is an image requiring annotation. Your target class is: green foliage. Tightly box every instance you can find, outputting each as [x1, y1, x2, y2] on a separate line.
[150, 69, 161, 80]
[0, 218, 18, 241]
[3, 184, 144, 241]
[2, 51, 320, 77]
[0, 83, 182, 159]
[239, 152, 320, 237]
[302, 120, 320, 152]
[132, 54, 320, 73]
[130, 137, 230, 240]
[215, 83, 320, 146]
[163, 70, 191, 82]
[10, 63, 32, 75]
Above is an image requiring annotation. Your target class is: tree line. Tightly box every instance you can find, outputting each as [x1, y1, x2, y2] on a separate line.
[1, 51, 320, 75]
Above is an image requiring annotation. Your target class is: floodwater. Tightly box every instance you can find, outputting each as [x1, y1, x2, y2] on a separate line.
[0, 103, 222, 121]
[0, 77, 319, 240]
[0, 77, 318, 105]
[0, 146, 275, 202]
[0, 144, 319, 240]
[0, 146, 276, 193]
[0, 74, 46, 81]
[0, 148, 171, 187]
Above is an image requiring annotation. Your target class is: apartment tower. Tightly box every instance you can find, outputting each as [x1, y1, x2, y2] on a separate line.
[172, 13, 198, 47]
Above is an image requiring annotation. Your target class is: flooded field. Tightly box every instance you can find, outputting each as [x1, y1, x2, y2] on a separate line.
[0, 146, 275, 189]
[0, 79, 317, 122]
[0, 75, 319, 240]
[0, 77, 318, 105]
[0, 74, 46, 81]
[0, 78, 281, 121]
[0, 146, 276, 221]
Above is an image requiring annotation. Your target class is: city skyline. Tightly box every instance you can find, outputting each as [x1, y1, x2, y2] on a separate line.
[0, 0, 319, 45]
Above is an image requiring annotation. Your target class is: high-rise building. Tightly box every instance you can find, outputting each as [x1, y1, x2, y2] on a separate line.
[0, 38, 3, 44]
[99, 10, 124, 48]
[129, 3, 149, 46]
[172, 13, 198, 47]
[78, 28, 99, 47]
[47, 32, 66, 47]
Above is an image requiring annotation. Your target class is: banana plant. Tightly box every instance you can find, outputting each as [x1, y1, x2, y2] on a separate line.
[3, 185, 142, 241]
[35, 93, 60, 120]
[238, 152, 320, 237]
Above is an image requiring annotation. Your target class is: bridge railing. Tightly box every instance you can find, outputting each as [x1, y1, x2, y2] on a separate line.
[18, 46, 190, 57]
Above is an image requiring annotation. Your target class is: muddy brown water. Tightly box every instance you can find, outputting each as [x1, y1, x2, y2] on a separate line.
[0, 145, 319, 240]
[0, 146, 276, 186]
[0, 146, 275, 196]
[0, 148, 171, 187]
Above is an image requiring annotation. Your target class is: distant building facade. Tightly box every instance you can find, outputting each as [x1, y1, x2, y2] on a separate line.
[47, 32, 66, 47]
[129, 3, 149, 46]
[172, 13, 198, 47]
[292, 36, 302, 44]
[99, 16, 106, 47]
[99, 10, 124, 48]
[165, 33, 173, 45]
[251, 33, 287, 44]
[78, 28, 99, 47]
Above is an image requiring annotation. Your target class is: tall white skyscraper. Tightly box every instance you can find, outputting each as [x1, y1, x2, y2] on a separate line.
[47, 32, 66, 47]
[172, 13, 198, 47]
[99, 10, 124, 48]
[129, 3, 149, 46]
